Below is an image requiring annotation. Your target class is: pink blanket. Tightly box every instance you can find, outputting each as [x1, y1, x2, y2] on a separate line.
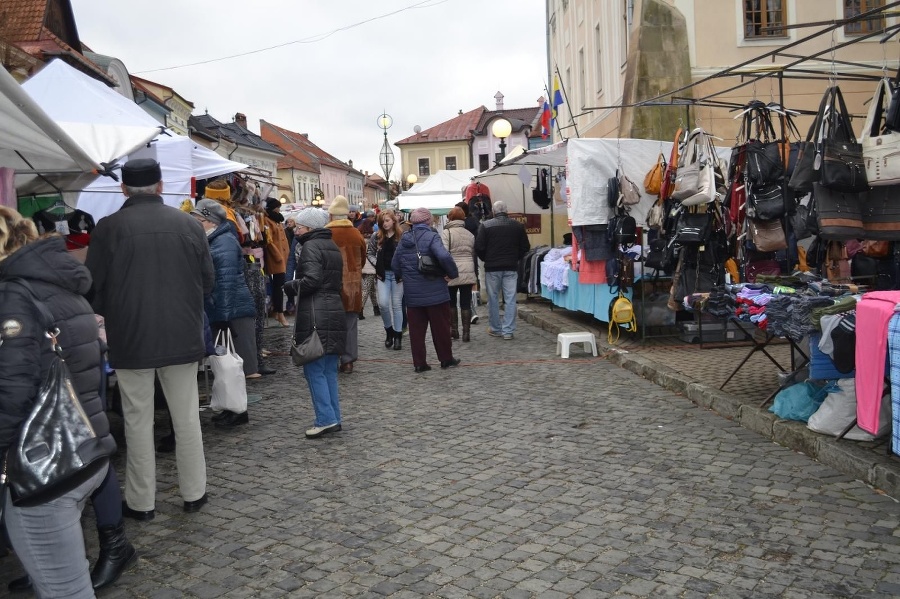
[856, 291, 900, 434]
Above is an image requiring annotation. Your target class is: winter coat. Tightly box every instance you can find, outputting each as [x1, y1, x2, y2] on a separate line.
[286, 236, 299, 282]
[263, 215, 289, 275]
[0, 236, 116, 458]
[205, 221, 257, 325]
[440, 220, 477, 287]
[391, 224, 459, 308]
[284, 228, 346, 356]
[325, 219, 367, 313]
[85, 193, 215, 369]
[474, 213, 531, 272]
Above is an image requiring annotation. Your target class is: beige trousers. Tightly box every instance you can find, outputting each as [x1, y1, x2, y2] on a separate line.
[117, 362, 207, 510]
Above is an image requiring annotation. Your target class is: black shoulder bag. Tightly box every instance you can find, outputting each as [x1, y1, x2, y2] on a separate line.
[414, 230, 446, 278]
[2, 279, 114, 507]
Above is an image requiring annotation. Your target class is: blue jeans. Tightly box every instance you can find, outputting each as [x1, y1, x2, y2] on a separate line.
[376, 271, 404, 331]
[486, 270, 518, 335]
[303, 353, 341, 427]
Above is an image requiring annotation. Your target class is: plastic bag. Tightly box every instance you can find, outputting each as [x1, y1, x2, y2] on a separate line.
[807, 379, 890, 440]
[208, 329, 248, 413]
[770, 381, 828, 422]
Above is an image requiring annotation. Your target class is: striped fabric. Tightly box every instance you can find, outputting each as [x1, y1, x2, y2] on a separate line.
[889, 314, 900, 454]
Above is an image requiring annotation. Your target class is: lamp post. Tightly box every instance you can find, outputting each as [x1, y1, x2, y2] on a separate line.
[406, 173, 417, 190]
[378, 113, 394, 207]
[311, 187, 324, 207]
[491, 117, 512, 165]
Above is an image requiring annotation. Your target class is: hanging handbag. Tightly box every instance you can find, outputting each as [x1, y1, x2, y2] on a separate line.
[861, 184, 900, 240]
[747, 180, 786, 219]
[607, 172, 620, 208]
[644, 154, 666, 195]
[414, 230, 446, 278]
[617, 169, 642, 206]
[740, 103, 784, 185]
[646, 199, 664, 230]
[826, 241, 851, 282]
[659, 128, 683, 200]
[673, 210, 711, 245]
[748, 218, 788, 252]
[290, 301, 325, 366]
[813, 183, 865, 240]
[789, 88, 832, 194]
[208, 328, 248, 413]
[820, 86, 868, 192]
[3, 280, 114, 507]
[862, 78, 900, 186]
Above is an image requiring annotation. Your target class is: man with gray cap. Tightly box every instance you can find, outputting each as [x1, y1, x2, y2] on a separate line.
[474, 200, 530, 340]
[86, 158, 214, 519]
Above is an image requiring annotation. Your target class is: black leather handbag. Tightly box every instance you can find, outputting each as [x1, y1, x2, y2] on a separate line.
[748, 180, 786, 219]
[674, 211, 711, 245]
[414, 231, 446, 278]
[5, 280, 114, 507]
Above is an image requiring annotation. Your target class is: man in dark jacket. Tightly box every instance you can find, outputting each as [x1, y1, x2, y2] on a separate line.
[86, 158, 215, 519]
[474, 200, 530, 340]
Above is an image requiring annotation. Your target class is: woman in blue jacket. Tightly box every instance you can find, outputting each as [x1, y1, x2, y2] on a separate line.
[391, 207, 461, 373]
[192, 199, 257, 428]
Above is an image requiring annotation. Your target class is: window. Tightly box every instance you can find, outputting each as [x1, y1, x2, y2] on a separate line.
[418, 158, 430, 177]
[478, 154, 490, 172]
[621, 0, 630, 66]
[445, 156, 457, 170]
[845, 0, 885, 34]
[744, 0, 786, 38]
[595, 24, 603, 94]
[494, 152, 503, 165]
[578, 48, 586, 109]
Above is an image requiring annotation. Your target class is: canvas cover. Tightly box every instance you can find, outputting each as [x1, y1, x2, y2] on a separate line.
[396, 168, 479, 214]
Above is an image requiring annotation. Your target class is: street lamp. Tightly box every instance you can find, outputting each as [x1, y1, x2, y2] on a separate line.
[311, 187, 324, 207]
[406, 173, 417, 189]
[378, 112, 394, 205]
[491, 117, 512, 165]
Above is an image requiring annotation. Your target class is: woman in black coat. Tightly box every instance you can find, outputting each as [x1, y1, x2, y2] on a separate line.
[0, 207, 131, 597]
[283, 208, 346, 439]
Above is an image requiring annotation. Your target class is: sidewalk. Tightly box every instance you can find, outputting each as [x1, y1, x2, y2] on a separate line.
[518, 297, 900, 500]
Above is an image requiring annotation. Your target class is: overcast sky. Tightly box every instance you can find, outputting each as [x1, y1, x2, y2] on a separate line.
[70, 0, 548, 179]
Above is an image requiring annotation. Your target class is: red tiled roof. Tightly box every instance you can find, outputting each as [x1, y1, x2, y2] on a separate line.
[473, 106, 543, 137]
[396, 106, 486, 145]
[17, 33, 115, 85]
[261, 120, 347, 172]
[130, 77, 169, 109]
[131, 75, 195, 108]
[2, 0, 48, 42]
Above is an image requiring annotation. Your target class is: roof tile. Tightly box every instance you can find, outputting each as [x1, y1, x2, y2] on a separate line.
[396, 106, 486, 145]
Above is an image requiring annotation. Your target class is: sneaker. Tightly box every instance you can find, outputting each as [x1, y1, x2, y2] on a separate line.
[488, 328, 502, 338]
[503, 334, 514, 340]
[470, 313, 479, 324]
[305, 423, 342, 439]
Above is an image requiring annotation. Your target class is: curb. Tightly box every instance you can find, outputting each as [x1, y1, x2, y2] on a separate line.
[519, 305, 900, 500]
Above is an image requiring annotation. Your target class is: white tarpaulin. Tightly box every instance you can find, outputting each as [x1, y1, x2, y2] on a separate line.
[472, 142, 566, 215]
[0, 63, 101, 196]
[21, 59, 163, 184]
[475, 138, 730, 227]
[396, 168, 479, 214]
[77, 135, 248, 221]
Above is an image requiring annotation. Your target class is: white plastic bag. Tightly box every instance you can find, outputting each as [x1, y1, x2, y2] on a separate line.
[208, 329, 248, 413]
[807, 378, 890, 441]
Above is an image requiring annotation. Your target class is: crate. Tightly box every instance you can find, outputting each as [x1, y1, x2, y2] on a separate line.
[679, 320, 745, 344]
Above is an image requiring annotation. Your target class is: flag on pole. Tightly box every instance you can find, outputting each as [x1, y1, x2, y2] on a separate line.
[551, 75, 564, 127]
[540, 100, 551, 138]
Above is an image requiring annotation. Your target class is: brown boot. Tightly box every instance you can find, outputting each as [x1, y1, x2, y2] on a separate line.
[450, 307, 459, 340]
[461, 309, 471, 342]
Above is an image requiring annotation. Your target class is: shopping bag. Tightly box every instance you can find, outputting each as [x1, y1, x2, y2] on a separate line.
[208, 329, 248, 413]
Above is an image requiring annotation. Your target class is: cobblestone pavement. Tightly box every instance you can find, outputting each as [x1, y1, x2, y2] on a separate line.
[3, 306, 900, 598]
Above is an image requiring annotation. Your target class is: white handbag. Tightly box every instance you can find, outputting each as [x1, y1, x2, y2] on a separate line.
[208, 329, 248, 413]
[673, 128, 717, 206]
[862, 78, 900, 186]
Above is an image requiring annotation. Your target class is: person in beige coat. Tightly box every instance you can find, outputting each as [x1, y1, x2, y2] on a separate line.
[440, 206, 477, 342]
[325, 196, 367, 373]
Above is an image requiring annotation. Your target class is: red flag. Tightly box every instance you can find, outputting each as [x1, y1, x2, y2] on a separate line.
[540, 101, 551, 138]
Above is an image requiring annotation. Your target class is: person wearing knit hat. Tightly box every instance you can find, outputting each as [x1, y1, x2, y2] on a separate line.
[326, 196, 367, 373]
[391, 206, 461, 373]
[285, 209, 347, 439]
[191, 199, 228, 226]
[261, 198, 290, 327]
[204, 180, 232, 201]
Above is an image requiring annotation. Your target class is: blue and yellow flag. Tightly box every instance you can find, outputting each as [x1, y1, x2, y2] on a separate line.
[551, 75, 564, 126]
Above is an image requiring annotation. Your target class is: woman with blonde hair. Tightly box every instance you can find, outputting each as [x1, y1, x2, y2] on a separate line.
[369, 209, 405, 350]
[441, 206, 477, 342]
[0, 207, 130, 597]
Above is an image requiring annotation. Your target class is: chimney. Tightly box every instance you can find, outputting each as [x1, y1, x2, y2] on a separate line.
[494, 91, 504, 111]
[234, 113, 247, 128]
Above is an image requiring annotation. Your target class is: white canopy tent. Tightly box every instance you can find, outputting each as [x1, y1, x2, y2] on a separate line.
[0, 62, 103, 197]
[395, 168, 479, 215]
[77, 134, 248, 221]
[16, 59, 164, 198]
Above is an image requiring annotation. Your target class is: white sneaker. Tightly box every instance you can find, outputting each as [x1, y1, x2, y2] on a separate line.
[470, 313, 479, 324]
[305, 423, 342, 439]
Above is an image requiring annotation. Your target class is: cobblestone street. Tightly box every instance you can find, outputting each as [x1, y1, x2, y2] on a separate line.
[4, 308, 900, 598]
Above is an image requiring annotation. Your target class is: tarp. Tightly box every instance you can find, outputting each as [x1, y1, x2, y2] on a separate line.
[77, 135, 248, 221]
[472, 142, 567, 214]
[396, 168, 479, 214]
[475, 138, 730, 226]
[21, 58, 163, 184]
[0, 62, 102, 197]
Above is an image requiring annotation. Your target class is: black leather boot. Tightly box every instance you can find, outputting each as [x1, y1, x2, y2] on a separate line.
[461, 309, 472, 342]
[450, 307, 459, 340]
[384, 327, 394, 348]
[393, 330, 402, 351]
[91, 521, 138, 590]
